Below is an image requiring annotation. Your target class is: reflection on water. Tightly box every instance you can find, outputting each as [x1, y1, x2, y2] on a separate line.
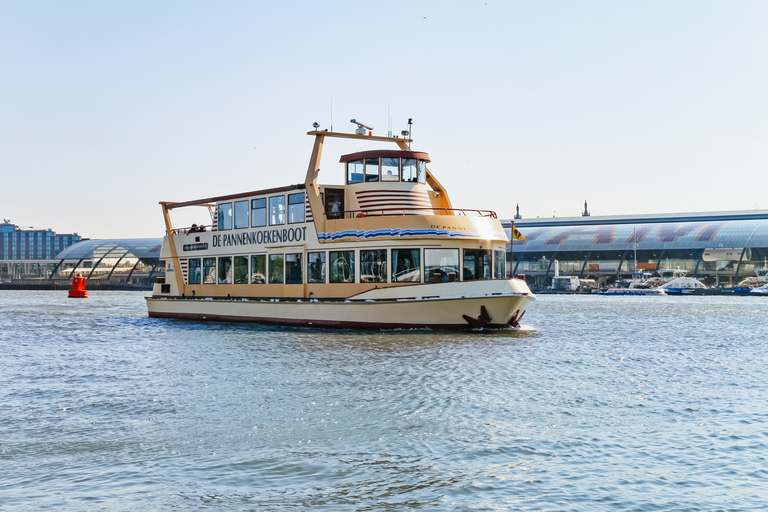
[1, 291, 767, 511]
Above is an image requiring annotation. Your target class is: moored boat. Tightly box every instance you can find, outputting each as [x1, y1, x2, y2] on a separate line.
[145, 120, 535, 329]
[599, 272, 666, 295]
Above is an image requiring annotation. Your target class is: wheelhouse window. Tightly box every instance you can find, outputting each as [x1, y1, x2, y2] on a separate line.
[218, 256, 232, 284]
[251, 254, 266, 283]
[251, 198, 267, 227]
[234, 255, 249, 284]
[330, 250, 354, 283]
[203, 257, 216, 284]
[392, 248, 421, 282]
[425, 249, 459, 283]
[494, 250, 506, 279]
[288, 193, 305, 224]
[234, 200, 249, 229]
[401, 158, 418, 182]
[347, 159, 364, 184]
[269, 254, 284, 284]
[188, 258, 201, 284]
[361, 249, 387, 283]
[463, 249, 491, 281]
[269, 196, 285, 226]
[381, 157, 399, 182]
[307, 252, 326, 283]
[417, 160, 427, 183]
[285, 253, 302, 284]
[218, 203, 233, 230]
[365, 157, 379, 182]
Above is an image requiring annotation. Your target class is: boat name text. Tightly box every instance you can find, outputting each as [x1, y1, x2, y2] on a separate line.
[210, 227, 308, 248]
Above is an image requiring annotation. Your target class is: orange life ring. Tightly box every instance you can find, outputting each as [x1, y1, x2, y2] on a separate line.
[357, 212, 366, 218]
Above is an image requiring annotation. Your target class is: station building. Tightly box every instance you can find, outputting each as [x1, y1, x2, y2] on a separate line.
[503, 209, 768, 290]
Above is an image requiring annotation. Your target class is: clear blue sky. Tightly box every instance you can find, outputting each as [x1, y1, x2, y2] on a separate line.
[2, 1, 766, 238]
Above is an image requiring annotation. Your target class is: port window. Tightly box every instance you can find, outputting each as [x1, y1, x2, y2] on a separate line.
[285, 253, 303, 284]
[234, 200, 249, 229]
[218, 256, 232, 284]
[392, 248, 421, 282]
[269, 254, 284, 284]
[251, 198, 267, 227]
[365, 157, 379, 182]
[251, 254, 266, 283]
[347, 159, 364, 184]
[218, 203, 233, 230]
[269, 196, 285, 226]
[288, 193, 305, 224]
[417, 160, 427, 184]
[463, 249, 492, 281]
[381, 157, 399, 182]
[494, 250, 506, 279]
[307, 252, 326, 283]
[401, 158, 418, 182]
[329, 250, 354, 283]
[425, 249, 459, 283]
[234, 255, 249, 284]
[188, 258, 202, 284]
[203, 257, 216, 284]
[360, 249, 387, 283]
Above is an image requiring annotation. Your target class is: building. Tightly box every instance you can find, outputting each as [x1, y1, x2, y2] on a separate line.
[503, 209, 768, 290]
[0, 220, 83, 280]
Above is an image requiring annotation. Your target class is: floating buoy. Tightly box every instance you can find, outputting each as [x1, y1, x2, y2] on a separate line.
[68, 273, 88, 298]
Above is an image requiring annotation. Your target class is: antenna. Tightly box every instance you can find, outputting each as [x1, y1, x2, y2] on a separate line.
[330, 98, 333, 132]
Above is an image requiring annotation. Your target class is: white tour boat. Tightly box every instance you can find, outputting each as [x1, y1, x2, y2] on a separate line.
[655, 269, 715, 295]
[145, 121, 535, 329]
[599, 272, 666, 296]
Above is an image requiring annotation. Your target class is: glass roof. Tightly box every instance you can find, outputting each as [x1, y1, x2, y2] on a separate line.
[54, 238, 162, 263]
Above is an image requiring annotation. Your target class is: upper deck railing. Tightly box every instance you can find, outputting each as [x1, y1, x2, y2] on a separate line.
[327, 207, 497, 220]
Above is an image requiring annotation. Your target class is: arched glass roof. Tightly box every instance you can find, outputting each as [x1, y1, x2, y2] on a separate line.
[55, 238, 162, 263]
[510, 219, 768, 253]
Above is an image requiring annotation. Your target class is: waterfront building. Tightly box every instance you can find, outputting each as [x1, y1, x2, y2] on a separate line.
[503, 209, 768, 290]
[0, 220, 83, 280]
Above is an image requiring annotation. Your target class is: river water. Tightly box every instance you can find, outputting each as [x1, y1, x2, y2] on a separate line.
[1, 291, 767, 511]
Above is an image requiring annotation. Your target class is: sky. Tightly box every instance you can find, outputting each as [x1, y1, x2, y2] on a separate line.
[1, 1, 767, 239]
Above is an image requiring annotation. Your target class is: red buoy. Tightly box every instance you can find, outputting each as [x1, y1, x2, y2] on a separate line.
[68, 274, 88, 298]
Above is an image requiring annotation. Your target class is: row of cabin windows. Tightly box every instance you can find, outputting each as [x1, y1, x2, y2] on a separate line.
[218, 192, 306, 230]
[185, 248, 507, 285]
[347, 157, 427, 185]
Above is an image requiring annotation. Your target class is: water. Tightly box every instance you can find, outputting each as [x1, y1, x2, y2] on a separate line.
[1, 291, 767, 511]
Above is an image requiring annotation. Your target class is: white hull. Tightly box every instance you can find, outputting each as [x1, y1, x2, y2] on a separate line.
[146, 280, 534, 329]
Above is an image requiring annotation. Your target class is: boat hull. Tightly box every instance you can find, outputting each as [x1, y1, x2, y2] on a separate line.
[145, 291, 534, 330]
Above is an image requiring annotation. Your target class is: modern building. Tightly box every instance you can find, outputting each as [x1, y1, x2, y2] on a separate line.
[503, 209, 768, 290]
[0, 220, 83, 280]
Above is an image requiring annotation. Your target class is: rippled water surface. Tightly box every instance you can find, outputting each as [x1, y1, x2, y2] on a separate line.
[1, 291, 767, 511]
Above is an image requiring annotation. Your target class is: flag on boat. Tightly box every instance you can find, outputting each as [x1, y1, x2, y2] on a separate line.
[510, 225, 525, 241]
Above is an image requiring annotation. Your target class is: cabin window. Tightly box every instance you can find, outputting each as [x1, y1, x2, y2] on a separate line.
[234, 200, 249, 229]
[234, 255, 249, 284]
[402, 158, 418, 182]
[392, 249, 421, 282]
[188, 258, 202, 284]
[285, 253, 303, 284]
[218, 256, 232, 284]
[269, 254, 284, 284]
[417, 160, 427, 183]
[425, 249, 459, 283]
[360, 249, 387, 283]
[365, 157, 379, 182]
[463, 249, 492, 281]
[203, 257, 216, 284]
[494, 250, 506, 279]
[269, 196, 285, 226]
[218, 203, 233, 230]
[381, 157, 399, 182]
[251, 198, 267, 227]
[347, 159, 364, 184]
[307, 252, 326, 283]
[251, 254, 266, 283]
[288, 193, 305, 224]
[330, 251, 354, 283]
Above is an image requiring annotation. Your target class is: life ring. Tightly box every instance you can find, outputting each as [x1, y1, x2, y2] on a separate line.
[356, 212, 367, 218]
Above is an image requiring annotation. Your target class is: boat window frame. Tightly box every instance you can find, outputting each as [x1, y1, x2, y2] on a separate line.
[381, 157, 400, 182]
[424, 248, 459, 283]
[494, 249, 506, 279]
[285, 252, 303, 284]
[234, 200, 249, 229]
[251, 198, 267, 228]
[218, 202, 233, 231]
[360, 249, 388, 283]
[203, 257, 216, 284]
[269, 195, 285, 226]
[391, 248, 422, 283]
[462, 249, 492, 281]
[217, 256, 233, 284]
[401, 158, 418, 182]
[250, 253, 266, 284]
[268, 253, 284, 284]
[364, 157, 379, 182]
[287, 193, 305, 224]
[307, 251, 326, 283]
[329, 250, 355, 283]
[188, 257, 202, 284]
[347, 159, 364, 184]
[233, 255, 249, 284]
